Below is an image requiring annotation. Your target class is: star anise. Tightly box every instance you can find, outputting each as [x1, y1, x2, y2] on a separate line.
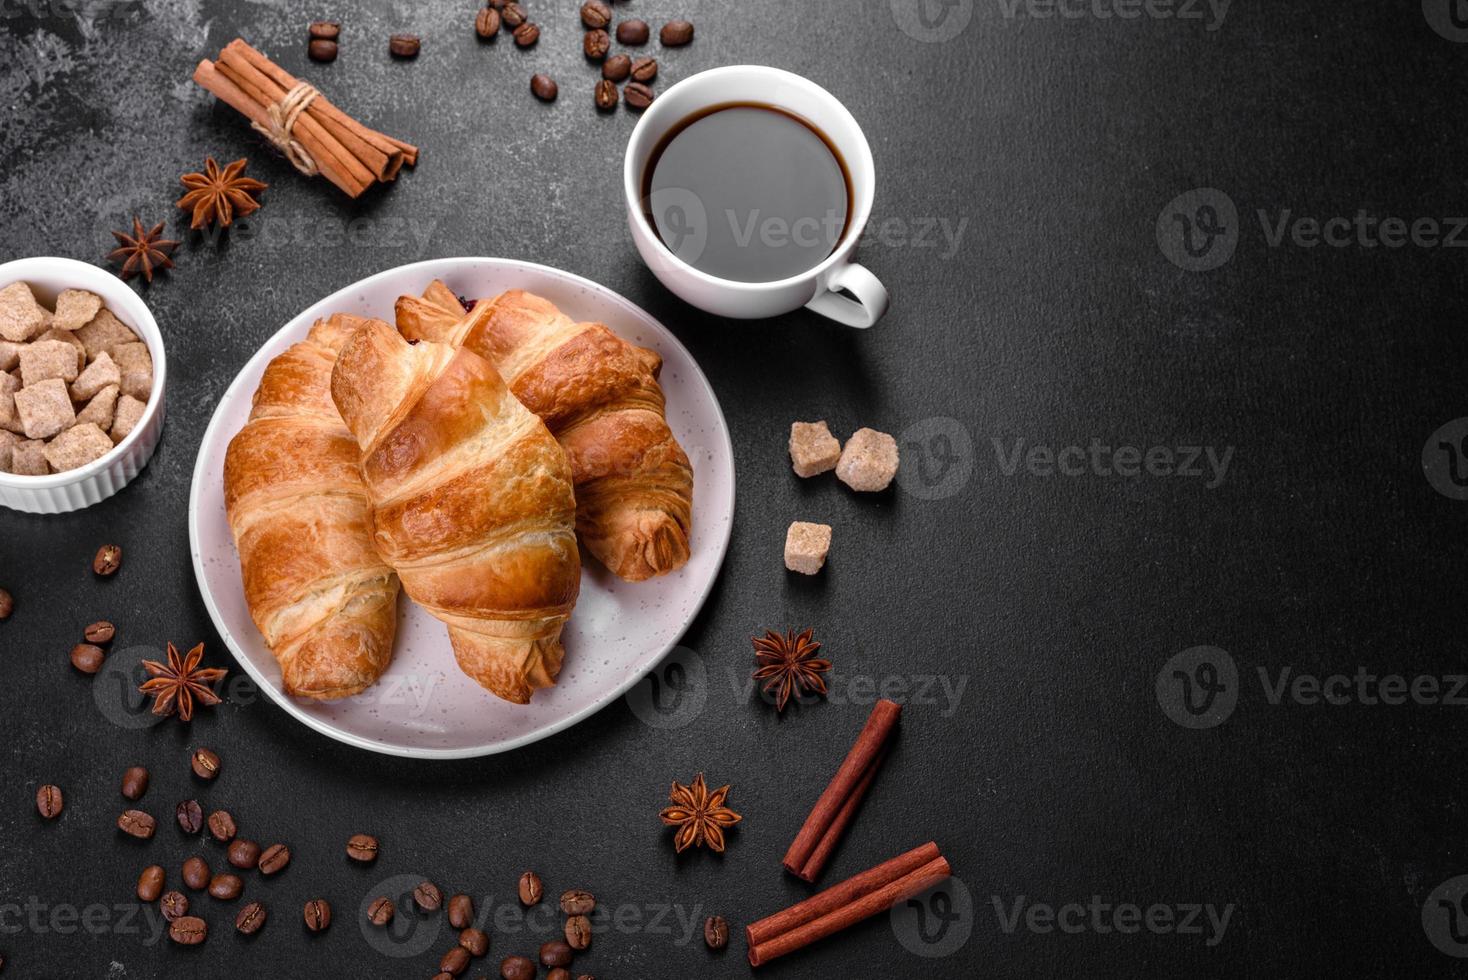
[753, 627, 831, 712]
[138, 642, 228, 722]
[107, 217, 179, 283]
[659, 773, 742, 853]
[176, 157, 267, 229]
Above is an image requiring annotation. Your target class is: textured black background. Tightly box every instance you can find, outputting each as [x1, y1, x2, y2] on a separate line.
[3, 0, 1468, 977]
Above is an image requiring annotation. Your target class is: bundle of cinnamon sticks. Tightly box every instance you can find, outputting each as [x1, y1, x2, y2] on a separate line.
[194, 39, 417, 198]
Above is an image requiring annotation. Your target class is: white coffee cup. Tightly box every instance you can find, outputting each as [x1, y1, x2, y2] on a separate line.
[623, 65, 889, 328]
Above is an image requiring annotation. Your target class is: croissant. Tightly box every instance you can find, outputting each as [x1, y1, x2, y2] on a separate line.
[330, 318, 580, 704]
[223, 314, 400, 700]
[395, 282, 694, 582]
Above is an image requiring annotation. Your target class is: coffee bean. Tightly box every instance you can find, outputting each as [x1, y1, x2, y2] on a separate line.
[346, 833, 379, 863]
[601, 54, 630, 81]
[501, 2, 526, 28]
[580, 0, 611, 28]
[160, 891, 188, 921]
[35, 785, 63, 819]
[564, 914, 591, 950]
[414, 880, 443, 911]
[630, 56, 657, 82]
[624, 81, 655, 110]
[258, 843, 290, 875]
[540, 939, 572, 967]
[576, 975, 596, 980]
[70, 643, 105, 674]
[92, 544, 121, 576]
[459, 927, 489, 956]
[309, 20, 340, 40]
[0, 587, 12, 619]
[389, 34, 421, 58]
[448, 893, 474, 929]
[118, 809, 156, 839]
[432, 974, 453, 980]
[176, 799, 203, 834]
[548, 970, 571, 980]
[169, 915, 207, 945]
[207, 810, 236, 842]
[190, 748, 220, 780]
[84, 621, 115, 644]
[303, 898, 332, 932]
[182, 856, 210, 890]
[559, 890, 595, 916]
[500, 956, 535, 980]
[661, 19, 694, 45]
[475, 7, 501, 37]
[367, 896, 395, 926]
[227, 839, 261, 869]
[117, 767, 148, 801]
[583, 28, 610, 60]
[518, 871, 542, 906]
[488, 0, 507, 7]
[137, 865, 165, 902]
[531, 73, 559, 102]
[209, 873, 243, 901]
[308, 38, 338, 62]
[616, 19, 648, 44]
[704, 914, 728, 949]
[594, 79, 618, 111]
[440, 946, 471, 975]
[236, 900, 267, 935]
[512, 22, 539, 46]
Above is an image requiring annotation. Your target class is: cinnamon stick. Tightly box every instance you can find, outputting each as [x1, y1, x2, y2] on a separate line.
[781, 699, 901, 880]
[746, 841, 940, 948]
[797, 745, 886, 881]
[747, 854, 952, 967]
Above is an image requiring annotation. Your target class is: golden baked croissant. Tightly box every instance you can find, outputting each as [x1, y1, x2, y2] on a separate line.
[223, 314, 400, 700]
[395, 282, 694, 582]
[329, 318, 580, 704]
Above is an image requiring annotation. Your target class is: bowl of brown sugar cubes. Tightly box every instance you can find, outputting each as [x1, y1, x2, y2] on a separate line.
[0, 257, 166, 513]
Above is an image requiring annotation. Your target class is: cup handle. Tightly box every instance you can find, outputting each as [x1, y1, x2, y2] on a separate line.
[804, 262, 889, 329]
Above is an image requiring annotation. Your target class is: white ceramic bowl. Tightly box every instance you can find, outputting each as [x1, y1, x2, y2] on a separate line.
[0, 256, 166, 513]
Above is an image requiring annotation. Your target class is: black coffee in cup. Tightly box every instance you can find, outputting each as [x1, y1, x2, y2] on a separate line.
[642, 103, 852, 283]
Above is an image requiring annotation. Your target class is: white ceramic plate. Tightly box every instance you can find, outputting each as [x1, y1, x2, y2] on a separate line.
[188, 258, 734, 758]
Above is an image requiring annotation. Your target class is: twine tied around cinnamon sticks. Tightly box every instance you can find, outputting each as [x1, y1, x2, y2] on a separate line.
[250, 82, 321, 177]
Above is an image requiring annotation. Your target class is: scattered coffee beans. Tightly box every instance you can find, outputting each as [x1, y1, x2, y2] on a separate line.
[616, 19, 649, 44]
[35, 785, 62, 819]
[190, 748, 220, 780]
[630, 56, 657, 82]
[448, 893, 474, 929]
[583, 28, 610, 60]
[120, 766, 149, 800]
[207, 810, 236, 842]
[460, 927, 489, 956]
[182, 856, 210, 890]
[661, 19, 694, 45]
[624, 81, 655, 110]
[564, 914, 592, 950]
[169, 915, 207, 945]
[118, 809, 156, 839]
[258, 843, 290, 875]
[560, 890, 595, 916]
[440, 946, 471, 975]
[704, 914, 728, 949]
[84, 621, 115, 644]
[346, 833, 379, 863]
[501, 3, 526, 28]
[501, 956, 535, 980]
[236, 900, 267, 935]
[308, 39, 338, 63]
[540, 939, 572, 967]
[389, 34, 421, 58]
[367, 896, 395, 926]
[531, 73, 559, 102]
[137, 865, 165, 902]
[580, 0, 611, 28]
[513, 22, 539, 46]
[475, 7, 501, 38]
[414, 880, 444, 911]
[92, 544, 121, 576]
[594, 79, 618, 111]
[308, 20, 340, 40]
[70, 643, 105, 674]
[227, 839, 261, 869]
[602, 54, 631, 81]
[209, 873, 243, 901]
[518, 871, 543, 906]
[160, 891, 188, 921]
[304, 898, 332, 932]
[0, 588, 12, 619]
[176, 799, 203, 834]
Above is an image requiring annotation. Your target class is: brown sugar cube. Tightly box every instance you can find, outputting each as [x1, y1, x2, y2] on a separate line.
[835, 427, 900, 492]
[0, 340, 21, 372]
[0, 429, 17, 472]
[70, 352, 120, 401]
[19, 340, 82, 387]
[75, 308, 138, 362]
[111, 393, 146, 444]
[10, 438, 47, 475]
[36, 327, 86, 372]
[108, 342, 153, 400]
[51, 289, 103, 331]
[14, 378, 76, 440]
[43, 422, 113, 472]
[784, 521, 832, 575]
[0, 372, 21, 434]
[0, 281, 50, 342]
[789, 421, 842, 478]
[76, 384, 119, 430]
